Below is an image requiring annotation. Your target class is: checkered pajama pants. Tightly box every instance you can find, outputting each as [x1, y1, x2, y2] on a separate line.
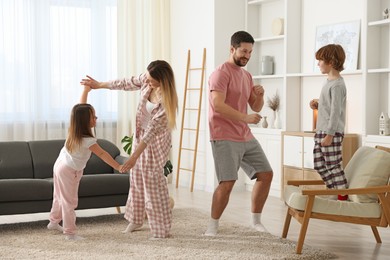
[124, 163, 172, 238]
[313, 132, 348, 189]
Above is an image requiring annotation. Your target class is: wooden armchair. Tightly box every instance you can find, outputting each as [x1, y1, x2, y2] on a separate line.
[282, 146, 390, 254]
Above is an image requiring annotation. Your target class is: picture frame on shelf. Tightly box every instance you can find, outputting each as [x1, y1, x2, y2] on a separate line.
[313, 20, 360, 72]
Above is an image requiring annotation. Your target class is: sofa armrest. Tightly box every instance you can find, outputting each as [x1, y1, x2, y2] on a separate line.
[113, 155, 129, 173]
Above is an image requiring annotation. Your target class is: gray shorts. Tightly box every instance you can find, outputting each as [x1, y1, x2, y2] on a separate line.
[210, 138, 272, 182]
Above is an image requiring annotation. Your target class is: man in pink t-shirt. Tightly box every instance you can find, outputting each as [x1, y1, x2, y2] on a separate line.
[205, 31, 273, 236]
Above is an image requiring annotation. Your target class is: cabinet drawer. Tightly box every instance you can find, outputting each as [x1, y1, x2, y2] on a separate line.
[303, 137, 314, 168]
[283, 135, 302, 167]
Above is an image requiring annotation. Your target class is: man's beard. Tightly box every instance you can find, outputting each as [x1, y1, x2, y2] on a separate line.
[233, 56, 248, 67]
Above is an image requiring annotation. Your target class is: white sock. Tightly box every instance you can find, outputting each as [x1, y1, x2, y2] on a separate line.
[252, 213, 268, 233]
[204, 218, 219, 236]
[252, 212, 262, 226]
[122, 223, 142, 233]
[47, 222, 63, 232]
[65, 234, 84, 241]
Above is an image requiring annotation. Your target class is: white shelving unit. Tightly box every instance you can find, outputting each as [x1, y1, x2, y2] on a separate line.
[244, 0, 302, 197]
[245, 0, 301, 132]
[364, 0, 390, 144]
[245, 0, 390, 197]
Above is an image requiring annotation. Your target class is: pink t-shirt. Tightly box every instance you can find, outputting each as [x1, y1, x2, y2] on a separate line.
[208, 62, 254, 142]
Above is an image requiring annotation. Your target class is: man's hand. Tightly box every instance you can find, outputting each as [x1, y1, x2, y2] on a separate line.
[252, 85, 264, 97]
[244, 113, 262, 124]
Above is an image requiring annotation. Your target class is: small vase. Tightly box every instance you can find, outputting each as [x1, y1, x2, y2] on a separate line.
[262, 116, 268, 128]
[273, 110, 281, 129]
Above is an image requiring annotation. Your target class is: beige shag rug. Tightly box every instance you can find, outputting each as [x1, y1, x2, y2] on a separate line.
[0, 208, 337, 260]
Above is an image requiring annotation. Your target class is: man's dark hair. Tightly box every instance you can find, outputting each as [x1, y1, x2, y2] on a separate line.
[231, 31, 254, 49]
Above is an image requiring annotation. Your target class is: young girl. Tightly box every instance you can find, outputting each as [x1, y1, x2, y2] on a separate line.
[47, 86, 124, 240]
[81, 60, 178, 239]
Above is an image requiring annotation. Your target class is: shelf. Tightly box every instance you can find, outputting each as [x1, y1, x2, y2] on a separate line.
[365, 135, 390, 143]
[286, 70, 363, 77]
[252, 74, 284, 79]
[367, 68, 390, 73]
[254, 35, 284, 42]
[368, 19, 390, 27]
[250, 126, 283, 135]
[248, 0, 280, 5]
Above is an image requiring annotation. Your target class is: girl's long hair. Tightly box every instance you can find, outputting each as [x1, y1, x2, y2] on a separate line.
[147, 60, 178, 129]
[66, 103, 94, 153]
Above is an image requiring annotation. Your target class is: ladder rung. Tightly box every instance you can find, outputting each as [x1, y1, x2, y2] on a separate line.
[189, 67, 203, 70]
[183, 128, 197, 131]
[179, 167, 193, 172]
[185, 108, 199, 111]
[187, 88, 201, 90]
[181, 148, 195, 151]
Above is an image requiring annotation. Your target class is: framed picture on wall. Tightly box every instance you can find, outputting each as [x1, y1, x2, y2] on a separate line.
[313, 20, 360, 72]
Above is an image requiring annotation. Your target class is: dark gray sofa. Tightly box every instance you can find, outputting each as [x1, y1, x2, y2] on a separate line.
[0, 139, 129, 215]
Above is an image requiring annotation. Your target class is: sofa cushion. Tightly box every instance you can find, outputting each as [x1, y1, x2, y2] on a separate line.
[0, 142, 34, 179]
[28, 139, 65, 179]
[78, 173, 129, 197]
[0, 179, 53, 202]
[84, 139, 121, 175]
[345, 146, 390, 203]
[29, 139, 121, 178]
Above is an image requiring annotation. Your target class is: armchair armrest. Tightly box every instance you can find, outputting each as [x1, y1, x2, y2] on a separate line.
[302, 185, 390, 196]
[287, 180, 325, 186]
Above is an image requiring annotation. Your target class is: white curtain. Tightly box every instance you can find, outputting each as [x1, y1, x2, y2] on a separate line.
[116, 0, 171, 147]
[0, 0, 118, 143]
[0, 0, 171, 148]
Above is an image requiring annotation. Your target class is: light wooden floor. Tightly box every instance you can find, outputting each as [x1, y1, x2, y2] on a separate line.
[1, 185, 390, 260]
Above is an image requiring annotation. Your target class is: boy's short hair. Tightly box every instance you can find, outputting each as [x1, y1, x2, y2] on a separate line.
[315, 44, 346, 72]
[231, 31, 254, 49]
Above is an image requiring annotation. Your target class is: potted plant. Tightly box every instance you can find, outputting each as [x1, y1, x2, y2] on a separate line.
[267, 91, 281, 129]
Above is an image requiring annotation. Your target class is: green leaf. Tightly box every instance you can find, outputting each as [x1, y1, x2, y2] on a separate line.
[121, 135, 133, 155]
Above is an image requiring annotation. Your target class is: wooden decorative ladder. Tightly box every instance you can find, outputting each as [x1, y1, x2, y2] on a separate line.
[175, 48, 206, 192]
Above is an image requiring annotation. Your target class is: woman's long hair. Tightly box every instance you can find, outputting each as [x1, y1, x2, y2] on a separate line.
[147, 60, 178, 129]
[65, 103, 95, 153]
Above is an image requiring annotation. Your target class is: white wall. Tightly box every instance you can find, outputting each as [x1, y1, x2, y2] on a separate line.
[301, 0, 364, 72]
[170, 0, 213, 192]
[170, 0, 245, 192]
[300, 0, 365, 134]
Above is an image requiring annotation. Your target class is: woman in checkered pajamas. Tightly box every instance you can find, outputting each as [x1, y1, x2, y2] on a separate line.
[81, 60, 178, 239]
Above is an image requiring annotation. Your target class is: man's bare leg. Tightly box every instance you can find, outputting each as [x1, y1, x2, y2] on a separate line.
[251, 172, 273, 232]
[204, 180, 235, 236]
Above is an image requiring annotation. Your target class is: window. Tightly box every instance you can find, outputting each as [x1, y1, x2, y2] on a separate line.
[0, 0, 118, 141]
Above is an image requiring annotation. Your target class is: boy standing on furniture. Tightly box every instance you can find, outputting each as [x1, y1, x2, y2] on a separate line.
[309, 44, 348, 200]
[47, 86, 124, 240]
[205, 31, 273, 236]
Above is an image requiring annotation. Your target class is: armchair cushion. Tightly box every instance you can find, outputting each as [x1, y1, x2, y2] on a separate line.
[284, 185, 382, 218]
[345, 146, 390, 203]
